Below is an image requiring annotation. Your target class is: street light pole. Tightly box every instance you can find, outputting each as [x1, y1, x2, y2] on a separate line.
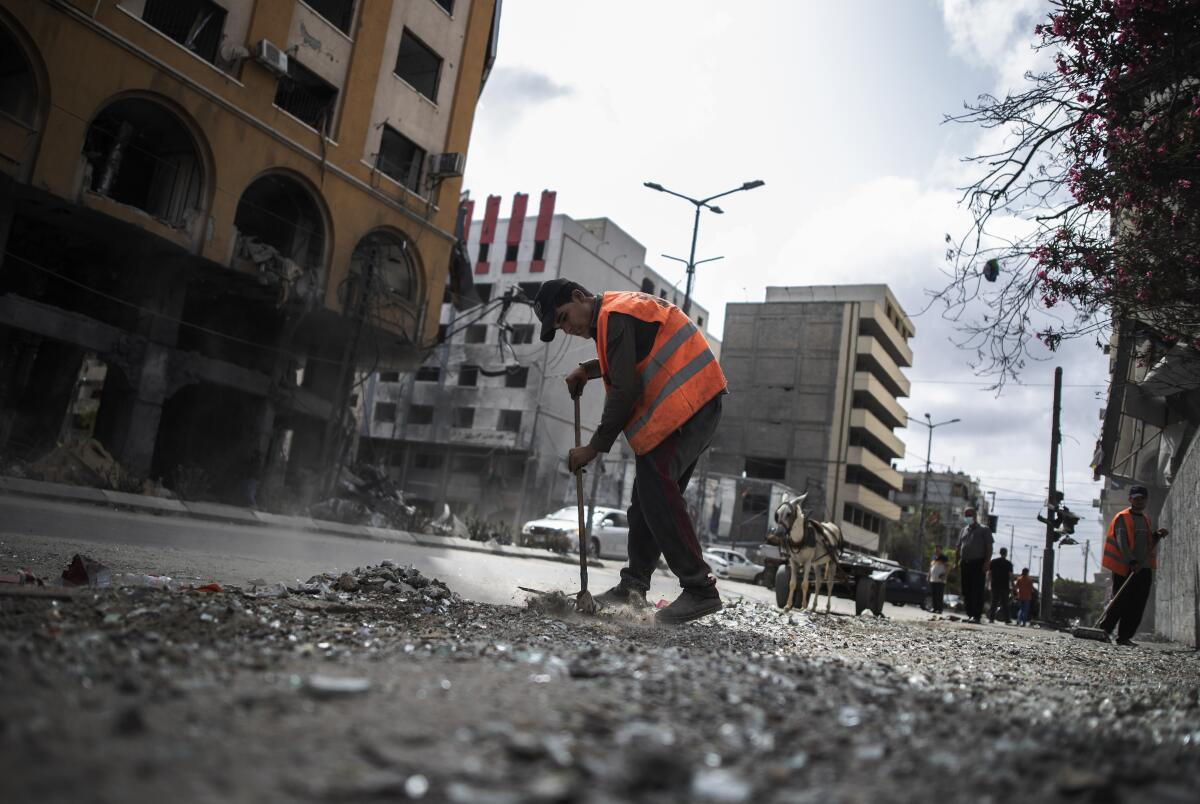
[908, 413, 962, 569]
[643, 179, 764, 315]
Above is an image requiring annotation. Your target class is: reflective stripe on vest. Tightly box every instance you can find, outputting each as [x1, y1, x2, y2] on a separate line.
[1103, 508, 1156, 574]
[595, 291, 727, 455]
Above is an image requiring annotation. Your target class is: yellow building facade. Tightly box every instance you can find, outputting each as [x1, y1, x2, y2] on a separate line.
[0, 0, 499, 502]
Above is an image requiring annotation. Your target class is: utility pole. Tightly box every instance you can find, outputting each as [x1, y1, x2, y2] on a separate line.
[909, 414, 961, 569]
[1040, 366, 1063, 622]
[1026, 543, 1034, 571]
[1082, 539, 1090, 583]
[1009, 525, 1015, 560]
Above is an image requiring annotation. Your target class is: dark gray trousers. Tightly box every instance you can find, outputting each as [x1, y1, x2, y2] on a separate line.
[621, 395, 722, 595]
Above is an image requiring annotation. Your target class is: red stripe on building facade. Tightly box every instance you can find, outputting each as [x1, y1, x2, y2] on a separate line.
[530, 190, 556, 273]
[502, 192, 528, 274]
[477, 195, 500, 274]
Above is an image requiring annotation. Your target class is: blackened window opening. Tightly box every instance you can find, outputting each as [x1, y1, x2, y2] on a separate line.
[532, 240, 546, 261]
[504, 243, 519, 262]
[377, 125, 425, 193]
[83, 99, 204, 227]
[305, 0, 355, 33]
[744, 457, 786, 481]
[408, 404, 434, 425]
[374, 402, 397, 422]
[505, 367, 529, 388]
[394, 29, 442, 102]
[0, 28, 38, 124]
[477, 242, 490, 263]
[498, 410, 522, 432]
[142, 0, 226, 63]
[509, 325, 535, 345]
[274, 59, 338, 132]
[458, 366, 479, 386]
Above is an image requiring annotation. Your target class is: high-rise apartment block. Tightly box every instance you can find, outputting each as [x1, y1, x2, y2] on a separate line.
[711, 285, 914, 552]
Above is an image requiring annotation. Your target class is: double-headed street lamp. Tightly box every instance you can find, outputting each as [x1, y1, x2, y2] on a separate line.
[643, 179, 764, 315]
[907, 413, 961, 568]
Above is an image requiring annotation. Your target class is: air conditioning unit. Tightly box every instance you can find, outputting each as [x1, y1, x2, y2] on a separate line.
[255, 39, 288, 76]
[427, 152, 465, 178]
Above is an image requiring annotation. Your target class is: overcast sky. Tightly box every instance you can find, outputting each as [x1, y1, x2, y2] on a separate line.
[462, 0, 1111, 580]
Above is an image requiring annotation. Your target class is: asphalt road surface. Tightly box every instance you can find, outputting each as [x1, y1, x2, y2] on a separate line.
[0, 493, 930, 619]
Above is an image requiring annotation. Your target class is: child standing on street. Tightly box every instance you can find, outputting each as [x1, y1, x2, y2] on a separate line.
[1014, 568, 1035, 626]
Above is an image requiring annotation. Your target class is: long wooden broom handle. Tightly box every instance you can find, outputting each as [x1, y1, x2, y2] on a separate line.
[574, 395, 589, 588]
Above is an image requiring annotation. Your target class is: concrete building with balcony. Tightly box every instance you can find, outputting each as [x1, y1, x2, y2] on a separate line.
[894, 469, 983, 532]
[356, 191, 716, 529]
[0, 1, 499, 504]
[710, 285, 914, 552]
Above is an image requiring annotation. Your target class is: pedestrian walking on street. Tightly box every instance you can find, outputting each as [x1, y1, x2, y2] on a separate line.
[1014, 568, 1035, 626]
[1100, 485, 1169, 646]
[534, 280, 727, 624]
[929, 547, 949, 614]
[988, 547, 1014, 623]
[956, 506, 993, 624]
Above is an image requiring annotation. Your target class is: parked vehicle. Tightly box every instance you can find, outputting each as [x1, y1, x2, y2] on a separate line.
[703, 547, 765, 583]
[587, 509, 630, 559]
[884, 569, 932, 609]
[762, 546, 900, 597]
[519, 506, 627, 557]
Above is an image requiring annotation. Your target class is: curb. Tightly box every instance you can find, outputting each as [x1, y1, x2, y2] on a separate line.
[0, 476, 603, 569]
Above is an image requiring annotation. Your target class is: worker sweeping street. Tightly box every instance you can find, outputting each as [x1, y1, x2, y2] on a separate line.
[532, 279, 727, 624]
[1100, 485, 1168, 646]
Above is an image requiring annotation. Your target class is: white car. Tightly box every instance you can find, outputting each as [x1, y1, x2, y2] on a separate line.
[520, 506, 629, 559]
[703, 547, 765, 583]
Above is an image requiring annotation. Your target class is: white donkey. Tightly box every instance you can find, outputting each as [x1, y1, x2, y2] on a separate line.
[771, 492, 845, 613]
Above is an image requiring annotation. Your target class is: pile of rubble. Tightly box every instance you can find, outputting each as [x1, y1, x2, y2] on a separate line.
[265, 559, 459, 609]
[309, 464, 425, 530]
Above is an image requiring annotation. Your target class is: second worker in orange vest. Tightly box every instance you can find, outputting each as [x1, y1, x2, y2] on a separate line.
[1100, 484, 1168, 646]
[533, 280, 727, 624]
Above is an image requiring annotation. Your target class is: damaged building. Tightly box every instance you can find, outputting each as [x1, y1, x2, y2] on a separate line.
[356, 193, 717, 530]
[0, 0, 500, 505]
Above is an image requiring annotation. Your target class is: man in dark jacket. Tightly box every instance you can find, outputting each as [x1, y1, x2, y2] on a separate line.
[532, 279, 727, 624]
[988, 547, 1014, 623]
[956, 506, 993, 624]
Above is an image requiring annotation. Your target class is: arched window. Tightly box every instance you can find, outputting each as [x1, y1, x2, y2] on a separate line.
[0, 25, 38, 126]
[234, 174, 326, 271]
[351, 231, 418, 301]
[82, 98, 204, 227]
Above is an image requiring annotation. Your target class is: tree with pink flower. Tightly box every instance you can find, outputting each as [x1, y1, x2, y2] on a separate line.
[940, 0, 1200, 380]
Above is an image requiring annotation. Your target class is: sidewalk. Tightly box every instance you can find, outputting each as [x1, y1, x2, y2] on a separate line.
[0, 474, 601, 568]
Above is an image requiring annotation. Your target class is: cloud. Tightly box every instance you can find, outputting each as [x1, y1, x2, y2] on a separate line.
[476, 67, 572, 132]
[941, 0, 1052, 93]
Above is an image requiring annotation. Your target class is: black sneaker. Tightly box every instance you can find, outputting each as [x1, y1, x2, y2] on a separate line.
[594, 583, 650, 610]
[1116, 638, 1139, 647]
[655, 590, 722, 625]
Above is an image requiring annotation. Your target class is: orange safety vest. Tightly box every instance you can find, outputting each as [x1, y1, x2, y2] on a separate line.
[1103, 508, 1157, 574]
[595, 291, 727, 455]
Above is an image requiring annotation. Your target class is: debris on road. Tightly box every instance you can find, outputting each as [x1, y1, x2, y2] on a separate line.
[60, 553, 112, 588]
[1, 552, 1198, 803]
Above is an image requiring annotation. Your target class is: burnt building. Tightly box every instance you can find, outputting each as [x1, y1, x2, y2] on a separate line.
[0, 1, 500, 504]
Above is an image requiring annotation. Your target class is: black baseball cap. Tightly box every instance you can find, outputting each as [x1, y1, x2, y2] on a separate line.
[1129, 485, 1149, 498]
[531, 278, 589, 342]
